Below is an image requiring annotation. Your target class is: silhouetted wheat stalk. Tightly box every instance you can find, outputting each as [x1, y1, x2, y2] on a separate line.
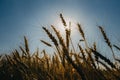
[40, 40, 52, 47]
[99, 26, 115, 59]
[91, 49, 116, 69]
[42, 27, 58, 47]
[77, 23, 89, 50]
[77, 23, 85, 40]
[113, 45, 120, 51]
[78, 44, 87, 63]
[24, 36, 29, 54]
[66, 29, 70, 50]
[60, 13, 67, 27]
[51, 25, 67, 53]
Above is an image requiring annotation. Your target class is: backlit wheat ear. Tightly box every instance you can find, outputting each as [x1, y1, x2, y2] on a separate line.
[42, 27, 58, 47]
[24, 36, 29, 54]
[40, 40, 52, 47]
[66, 22, 71, 50]
[24, 36, 31, 62]
[51, 25, 66, 48]
[98, 26, 115, 59]
[60, 13, 67, 26]
[77, 23, 85, 40]
[77, 23, 89, 50]
[99, 26, 112, 48]
[66, 29, 70, 49]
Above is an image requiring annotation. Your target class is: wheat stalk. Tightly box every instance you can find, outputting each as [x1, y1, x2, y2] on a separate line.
[40, 40, 52, 47]
[99, 26, 115, 59]
[60, 13, 67, 27]
[66, 29, 70, 50]
[85, 49, 96, 69]
[77, 23, 85, 40]
[42, 27, 58, 47]
[77, 23, 89, 50]
[99, 26, 112, 48]
[91, 49, 116, 69]
[113, 45, 120, 51]
[78, 44, 86, 62]
[24, 36, 29, 54]
[51, 25, 66, 48]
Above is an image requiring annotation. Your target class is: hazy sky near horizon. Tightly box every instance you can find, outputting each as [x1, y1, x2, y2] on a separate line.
[0, 0, 120, 55]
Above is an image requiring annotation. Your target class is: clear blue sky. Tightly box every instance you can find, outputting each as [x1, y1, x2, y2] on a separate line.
[0, 0, 120, 56]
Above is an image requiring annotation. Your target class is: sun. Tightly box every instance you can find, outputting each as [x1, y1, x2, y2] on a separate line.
[53, 14, 77, 35]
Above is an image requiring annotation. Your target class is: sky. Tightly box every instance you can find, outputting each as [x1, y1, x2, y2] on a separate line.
[0, 0, 120, 57]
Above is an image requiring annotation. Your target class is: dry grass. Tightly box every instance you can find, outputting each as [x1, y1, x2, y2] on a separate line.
[0, 14, 120, 80]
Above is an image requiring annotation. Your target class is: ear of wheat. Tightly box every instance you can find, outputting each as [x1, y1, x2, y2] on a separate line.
[99, 26, 112, 49]
[24, 36, 29, 54]
[60, 13, 67, 27]
[77, 23, 85, 40]
[42, 27, 58, 47]
[99, 26, 116, 59]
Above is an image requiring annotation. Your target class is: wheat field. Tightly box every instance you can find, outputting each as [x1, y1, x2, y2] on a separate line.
[0, 14, 120, 80]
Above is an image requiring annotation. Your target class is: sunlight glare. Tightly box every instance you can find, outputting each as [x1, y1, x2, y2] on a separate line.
[54, 15, 77, 35]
